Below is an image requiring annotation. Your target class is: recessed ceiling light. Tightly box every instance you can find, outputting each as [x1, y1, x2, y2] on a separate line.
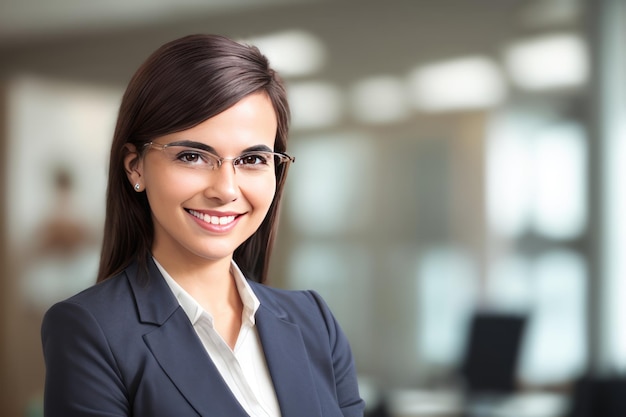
[504, 33, 588, 91]
[243, 29, 326, 78]
[408, 56, 506, 112]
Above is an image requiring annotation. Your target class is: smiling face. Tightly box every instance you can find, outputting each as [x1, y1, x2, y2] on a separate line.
[125, 92, 279, 270]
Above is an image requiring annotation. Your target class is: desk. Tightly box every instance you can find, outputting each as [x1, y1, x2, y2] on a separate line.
[388, 389, 462, 417]
[386, 389, 570, 417]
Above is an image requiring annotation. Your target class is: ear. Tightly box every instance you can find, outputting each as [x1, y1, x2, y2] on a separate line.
[123, 143, 144, 191]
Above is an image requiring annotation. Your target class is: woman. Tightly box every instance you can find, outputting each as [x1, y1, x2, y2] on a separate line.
[41, 34, 364, 417]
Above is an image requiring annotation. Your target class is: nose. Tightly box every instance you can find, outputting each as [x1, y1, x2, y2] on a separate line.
[204, 162, 239, 202]
[216, 157, 238, 174]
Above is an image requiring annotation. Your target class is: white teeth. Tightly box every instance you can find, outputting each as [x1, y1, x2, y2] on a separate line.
[189, 210, 236, 226]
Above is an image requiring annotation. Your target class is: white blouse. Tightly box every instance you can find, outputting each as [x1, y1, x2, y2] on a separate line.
[155, 258, 281, 417]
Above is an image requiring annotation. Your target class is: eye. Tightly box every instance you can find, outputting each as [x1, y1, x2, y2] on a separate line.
[177, 151, 202, 163]
[236, 152, 272, 167]
[172, 148, 216, 167]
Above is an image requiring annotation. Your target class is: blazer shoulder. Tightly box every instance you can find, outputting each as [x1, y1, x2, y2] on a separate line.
[249, 281, 323, 312]
[58, 270, 132, 310]
[249, 282, 338, 333]
[42, 272, 134, 342]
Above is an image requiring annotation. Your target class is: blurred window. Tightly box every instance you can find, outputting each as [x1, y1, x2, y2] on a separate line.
[486, 109, 588, 386]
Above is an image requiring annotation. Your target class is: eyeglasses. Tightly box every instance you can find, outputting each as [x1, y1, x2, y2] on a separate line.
[143, 141, 295, 175]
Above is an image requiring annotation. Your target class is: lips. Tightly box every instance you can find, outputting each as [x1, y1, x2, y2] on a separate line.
[187, 209, 237, 225]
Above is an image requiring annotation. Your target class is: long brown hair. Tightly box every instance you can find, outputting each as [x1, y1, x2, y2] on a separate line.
[97, 34, 291, 283]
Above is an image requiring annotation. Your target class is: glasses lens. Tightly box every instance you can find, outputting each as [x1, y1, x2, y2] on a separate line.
[163, 146, 219, 169]
[234, 151, 277, 171]
[153, 143, 293, 173]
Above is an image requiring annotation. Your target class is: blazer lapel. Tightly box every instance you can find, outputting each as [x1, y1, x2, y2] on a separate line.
[127, 259, 249, 417]
[255, 305, 323, 417]
[143, 310, 249, 416]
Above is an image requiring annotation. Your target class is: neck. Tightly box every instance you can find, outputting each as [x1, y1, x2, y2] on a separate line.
[153, 253, 240, 313]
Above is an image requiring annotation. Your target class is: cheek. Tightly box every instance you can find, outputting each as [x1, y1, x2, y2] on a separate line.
[144, 170, 197, 206]
[246, 177, 277, 211]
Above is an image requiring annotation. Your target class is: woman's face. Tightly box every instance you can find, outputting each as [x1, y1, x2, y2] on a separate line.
[127, 92, 278, 268]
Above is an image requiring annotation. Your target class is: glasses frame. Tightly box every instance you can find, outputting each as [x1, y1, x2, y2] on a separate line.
[142, 141, 295, 173]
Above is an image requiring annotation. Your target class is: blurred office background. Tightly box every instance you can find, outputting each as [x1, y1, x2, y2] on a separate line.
[0, 0, 625, 416]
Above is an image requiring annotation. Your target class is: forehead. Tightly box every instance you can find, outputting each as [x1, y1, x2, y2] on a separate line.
[157, 93, 278, 150]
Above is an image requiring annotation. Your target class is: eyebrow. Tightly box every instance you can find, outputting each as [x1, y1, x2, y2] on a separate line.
[166, 140, 274, 154]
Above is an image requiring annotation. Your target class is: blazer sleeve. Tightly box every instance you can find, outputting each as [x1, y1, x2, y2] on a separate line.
[307, 290, 365, 417]
[41, 301, 130, 417]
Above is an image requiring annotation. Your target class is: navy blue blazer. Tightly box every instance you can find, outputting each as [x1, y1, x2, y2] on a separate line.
[41, 259, 365, 416]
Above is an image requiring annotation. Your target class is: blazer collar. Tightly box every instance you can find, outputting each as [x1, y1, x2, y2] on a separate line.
[125, 258, 179, 325]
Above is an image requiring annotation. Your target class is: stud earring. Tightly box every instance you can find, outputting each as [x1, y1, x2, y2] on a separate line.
[134, 183, 141, 191]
